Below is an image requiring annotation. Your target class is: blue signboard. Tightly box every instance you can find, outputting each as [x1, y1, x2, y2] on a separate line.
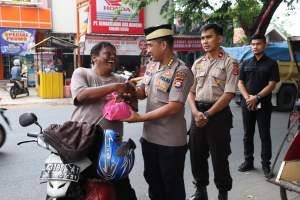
[0, 28, 36, 55]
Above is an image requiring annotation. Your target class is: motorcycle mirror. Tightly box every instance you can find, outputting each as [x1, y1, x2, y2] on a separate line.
[19, 113, 38, 127]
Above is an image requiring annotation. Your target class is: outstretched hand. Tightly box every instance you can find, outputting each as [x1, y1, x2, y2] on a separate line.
[122, 111, 142, 123]
[129, 77, 143, 85]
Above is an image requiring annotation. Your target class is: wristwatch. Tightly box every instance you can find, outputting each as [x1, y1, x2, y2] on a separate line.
[203, 111, 210, 119]
[256, 94, 262, 101]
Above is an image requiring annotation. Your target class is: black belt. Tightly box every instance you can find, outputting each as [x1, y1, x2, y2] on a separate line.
[195, 101, 215, 111]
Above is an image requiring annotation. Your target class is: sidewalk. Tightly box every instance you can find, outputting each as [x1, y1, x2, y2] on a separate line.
[0, 84, 72, 107]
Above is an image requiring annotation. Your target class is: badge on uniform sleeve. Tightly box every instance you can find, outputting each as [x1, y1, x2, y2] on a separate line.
[218, 52, 224, 60]
[173, 71, 186, 88]
[232, 61, 239, 76]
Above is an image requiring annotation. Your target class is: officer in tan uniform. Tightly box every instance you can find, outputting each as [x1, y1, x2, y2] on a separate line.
[187, 24, 239, 200]
[125, 24, 194, 200]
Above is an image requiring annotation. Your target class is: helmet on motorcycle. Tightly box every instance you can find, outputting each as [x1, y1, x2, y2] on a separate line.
[97, 129, 136, 181]
[13, 59, 20, 66]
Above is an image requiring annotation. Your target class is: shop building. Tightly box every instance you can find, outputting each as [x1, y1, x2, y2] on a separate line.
[0, 0, 52, 81]
[76, 0, 202, 73]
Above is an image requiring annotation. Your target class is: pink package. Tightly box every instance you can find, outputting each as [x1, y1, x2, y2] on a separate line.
[103, 93, 132, 121]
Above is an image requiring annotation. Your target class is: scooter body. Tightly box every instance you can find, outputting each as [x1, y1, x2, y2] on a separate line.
[9, 77, 29, 99]
[18, 113, 116, 200]
[0, 108, 11, 148]
[36, 135, 92, 199]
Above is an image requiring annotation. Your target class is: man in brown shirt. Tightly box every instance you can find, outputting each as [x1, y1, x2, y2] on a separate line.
[188, 23, 239, 200]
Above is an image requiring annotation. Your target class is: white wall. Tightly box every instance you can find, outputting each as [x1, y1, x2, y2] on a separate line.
[144, 0, 168, 28]
[51, 0, 76, 33]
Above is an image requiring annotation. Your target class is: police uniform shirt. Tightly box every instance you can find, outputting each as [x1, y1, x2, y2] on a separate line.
[190, 49, 239, 102]
[239, 54, 280, 107]
[70, 67, 125, 135]
[141, 57, 194, 146]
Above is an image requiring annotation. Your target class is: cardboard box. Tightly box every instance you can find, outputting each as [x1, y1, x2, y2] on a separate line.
[277, 160, 300, 182]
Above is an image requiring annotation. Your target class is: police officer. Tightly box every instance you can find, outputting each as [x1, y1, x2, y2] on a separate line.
[238, 34, 279, 178]
[188, 23, 239, 200]
[124, 24, 194, 200]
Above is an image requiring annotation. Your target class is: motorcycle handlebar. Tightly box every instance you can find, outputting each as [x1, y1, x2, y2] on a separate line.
[27, 133, 38, 138]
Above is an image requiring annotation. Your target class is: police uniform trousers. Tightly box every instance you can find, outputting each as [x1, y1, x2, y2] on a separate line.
[189, 102, 233, 192]
[113, 177, 137, 200]
[241, 104, 272, 166]
[141, 138, 187, 200]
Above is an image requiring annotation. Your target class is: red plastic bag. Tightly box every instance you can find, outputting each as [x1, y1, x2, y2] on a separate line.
[103, 92, 132, 121]
[85, 181, 116, 200]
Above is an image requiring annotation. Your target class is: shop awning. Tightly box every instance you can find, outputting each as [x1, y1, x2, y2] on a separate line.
[32, 36, 78, 50]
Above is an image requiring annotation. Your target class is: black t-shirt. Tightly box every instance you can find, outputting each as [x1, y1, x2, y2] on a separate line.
[239, 55, 280, 107]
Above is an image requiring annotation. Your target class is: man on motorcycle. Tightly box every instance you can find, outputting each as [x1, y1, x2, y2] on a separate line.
[70, 42, 137, 200]
[10, 59, 24, 89]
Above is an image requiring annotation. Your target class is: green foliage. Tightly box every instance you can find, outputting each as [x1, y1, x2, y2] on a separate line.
[122, 0, 298, 41]
[230, 0, 262, 36]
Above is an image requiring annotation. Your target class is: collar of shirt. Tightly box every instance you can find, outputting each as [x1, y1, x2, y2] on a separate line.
[157, 56, 179, 72]
[203, 47, 226, 61]
[252, 54, 267, 63]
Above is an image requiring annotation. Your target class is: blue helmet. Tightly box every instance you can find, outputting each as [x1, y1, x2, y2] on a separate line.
[97, 129, 135, 181]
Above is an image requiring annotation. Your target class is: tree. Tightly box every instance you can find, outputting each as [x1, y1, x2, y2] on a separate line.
[122, 0, 298, 38]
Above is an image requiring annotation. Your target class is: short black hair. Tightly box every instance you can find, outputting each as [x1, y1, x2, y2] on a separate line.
[250, 34, 266, 42]
[200, 23, 223, 36]
[90, 42, 116, 64]
[156, 35, 174, 48]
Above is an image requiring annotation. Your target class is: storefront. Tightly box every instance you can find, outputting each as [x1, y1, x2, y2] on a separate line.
[80, 34, 145, 71]
[0, 2, 52, 81]
[77, 0, 145, 71]
[174, 35, 203, 68]
[76, 0, 203, 73]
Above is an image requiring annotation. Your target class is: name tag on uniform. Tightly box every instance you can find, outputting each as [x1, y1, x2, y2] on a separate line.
[156, 70, 173, 92]
[196, 63, 204, 69]
[156, 79, 169, 92]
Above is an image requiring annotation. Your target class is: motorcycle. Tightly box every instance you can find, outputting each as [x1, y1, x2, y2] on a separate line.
[0, 108, 11, 148]
[18, 113, 135, 200]
[8, 76, 29, 99]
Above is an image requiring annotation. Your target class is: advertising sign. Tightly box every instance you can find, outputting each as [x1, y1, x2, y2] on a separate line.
[0, 28, 36, 55]
[174, 37, 202, 52]
[90, 0, 144, 35]
[83, 35, 144, 56]
[79, 4, 89, 43]
[0, 0, 40, 5]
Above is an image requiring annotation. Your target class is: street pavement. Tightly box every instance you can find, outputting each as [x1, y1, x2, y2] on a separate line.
[0, 85, 72, 107]
[0, 97, 299, 199]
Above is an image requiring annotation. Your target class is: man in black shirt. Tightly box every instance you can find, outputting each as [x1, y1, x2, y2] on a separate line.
[238, 34, 280, 178]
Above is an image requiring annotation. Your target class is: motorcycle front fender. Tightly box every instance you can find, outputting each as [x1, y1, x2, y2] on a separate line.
[0, 124, 6, 148]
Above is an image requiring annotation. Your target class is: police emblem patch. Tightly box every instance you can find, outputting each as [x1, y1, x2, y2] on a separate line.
[232, 62, 239, 75]
[173, 71, 186, 88]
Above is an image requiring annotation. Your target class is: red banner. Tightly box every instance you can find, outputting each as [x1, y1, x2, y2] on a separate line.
[90, 0, 144, 35]
[174, 37, 202, 52]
